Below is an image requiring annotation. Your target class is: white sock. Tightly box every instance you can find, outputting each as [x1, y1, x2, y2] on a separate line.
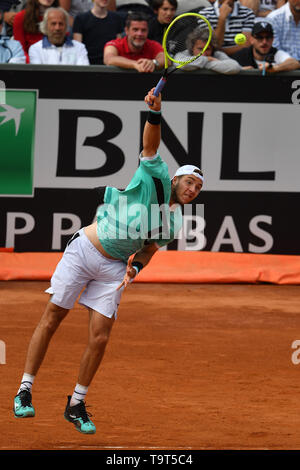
[70, 383, 88, 407]
[18, 373, 35, 394]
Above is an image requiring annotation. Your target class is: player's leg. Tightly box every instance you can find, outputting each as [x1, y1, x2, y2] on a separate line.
[78, 308, 115, 386]
[63, 245, 126, 434]
[14, 229, 91, 418]
[64, 309, 114, 434]
[24, 301, 69, 376]
[14, 301, 69, 418]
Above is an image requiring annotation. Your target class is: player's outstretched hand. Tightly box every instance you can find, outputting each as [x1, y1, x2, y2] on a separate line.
[116, 257, 137, 291]
[144, 88, 161, 112]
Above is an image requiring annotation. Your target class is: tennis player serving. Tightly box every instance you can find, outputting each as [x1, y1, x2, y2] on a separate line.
[13, 88, 204, 434]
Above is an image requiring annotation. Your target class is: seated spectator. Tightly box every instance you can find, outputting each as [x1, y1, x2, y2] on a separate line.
[115, 0, 155, 22]
[176, 0, 211, 15]
[258, 0, 287, 17]
[0, 0, 26, 37]
[232, 21, 300, 72]
[268, 0, 300, 61]
[28, 7, 89, 64]
[175, 28, 241, 73]
[239, 0, 286, 17]
[0, 8, 26, 61]
[13, 0, 59, 62]
[103, 11, 164, 72]
[199, 0, 256, 56]
[73, 0, 124, 64]
[239, 0, 260, 15]
[59, 0, 93, 27]
[148, 0, 177, 44]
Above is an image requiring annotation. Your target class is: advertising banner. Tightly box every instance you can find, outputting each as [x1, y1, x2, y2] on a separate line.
[0, 67, 299, 254]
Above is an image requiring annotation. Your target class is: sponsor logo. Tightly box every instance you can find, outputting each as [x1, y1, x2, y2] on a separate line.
[0, 90, 37, 196]
[0, 104, 25, 135]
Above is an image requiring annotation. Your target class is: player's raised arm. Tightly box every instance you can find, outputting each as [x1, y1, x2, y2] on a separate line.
[142, 88, 162, 158]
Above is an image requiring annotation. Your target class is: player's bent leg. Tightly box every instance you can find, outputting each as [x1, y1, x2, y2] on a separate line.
[13, 301, 69, 418]
[24, 301, 69, 376]
[64, 309, 114, 434]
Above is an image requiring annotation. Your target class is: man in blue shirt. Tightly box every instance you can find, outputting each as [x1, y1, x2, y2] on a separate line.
[268, 0, 300, 61]
[0, 9, 25, 62]
[28, 7, 89, 65]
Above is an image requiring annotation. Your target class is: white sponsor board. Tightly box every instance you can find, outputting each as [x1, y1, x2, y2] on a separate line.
[34, 99, 300, 192]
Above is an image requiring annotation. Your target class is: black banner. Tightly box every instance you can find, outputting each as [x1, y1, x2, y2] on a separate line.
[0, 188, 298, 254]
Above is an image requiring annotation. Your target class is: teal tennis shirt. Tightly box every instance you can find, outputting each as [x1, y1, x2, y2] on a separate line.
[97, 154, 183, 263]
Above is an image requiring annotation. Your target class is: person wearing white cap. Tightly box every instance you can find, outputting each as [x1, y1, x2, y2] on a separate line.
[13, 87, 203, 434]
[174, 164, 204, 180]
[171, 164, 203, 204]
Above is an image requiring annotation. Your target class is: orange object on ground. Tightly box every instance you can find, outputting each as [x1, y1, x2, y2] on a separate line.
[0, 251, 299, 284]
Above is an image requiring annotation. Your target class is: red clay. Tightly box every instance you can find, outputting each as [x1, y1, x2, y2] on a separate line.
[1, 281, 300, 450]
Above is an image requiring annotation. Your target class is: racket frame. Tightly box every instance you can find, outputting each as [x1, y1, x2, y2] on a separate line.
[154, 13, 212, 96]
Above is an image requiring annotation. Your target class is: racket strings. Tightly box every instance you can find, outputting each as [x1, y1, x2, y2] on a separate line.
[165, 17, 210, 64]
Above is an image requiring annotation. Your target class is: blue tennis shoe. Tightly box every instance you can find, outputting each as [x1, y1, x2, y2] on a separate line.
[14, 389, 35, 418]
[64, 396, 96, 434]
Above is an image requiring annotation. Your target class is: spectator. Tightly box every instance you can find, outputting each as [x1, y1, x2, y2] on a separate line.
[107, 0, 116, 8]
[199, 0, 256, 56]
[103, 11, 164, 72]
[148, 0, 177, 44]
[175, 27, 241, 73]
[0, 0, 26, 37]
[73, 0, 123, 64]
[176, 0, 211, 15]
[239, 0, 260, 15]
[28, 7, 89, 64]
[268, 0, 300, 61]
[13, 0, 59, 62]
[0, 8, 26, 61]
[239, 0, 286, 17]
[232, 20, 300, 71]
[257, 0, 286, 17]
[59, 0, 93, 27]
[115, 0, 155, 22]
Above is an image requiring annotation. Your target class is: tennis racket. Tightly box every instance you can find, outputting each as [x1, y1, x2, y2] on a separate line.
[153, 13, 212, 97]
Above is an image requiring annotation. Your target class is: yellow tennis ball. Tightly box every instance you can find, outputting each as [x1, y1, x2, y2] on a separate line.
[234, 33, 246, 45]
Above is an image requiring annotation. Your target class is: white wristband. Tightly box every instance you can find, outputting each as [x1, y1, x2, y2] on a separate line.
[132, 266, 139, 275]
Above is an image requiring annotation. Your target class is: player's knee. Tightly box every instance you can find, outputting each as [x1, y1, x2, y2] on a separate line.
[42, 302, 69, 334]
[89, 330, 110, 352]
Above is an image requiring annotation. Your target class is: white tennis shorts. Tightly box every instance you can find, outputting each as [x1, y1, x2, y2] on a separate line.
[45, 229, 127, 319]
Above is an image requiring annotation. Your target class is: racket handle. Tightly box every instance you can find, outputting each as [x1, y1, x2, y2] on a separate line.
[154, 77, 167, 96]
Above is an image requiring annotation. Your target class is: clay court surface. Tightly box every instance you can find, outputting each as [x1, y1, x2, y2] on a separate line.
[1, 281, 300, 450]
